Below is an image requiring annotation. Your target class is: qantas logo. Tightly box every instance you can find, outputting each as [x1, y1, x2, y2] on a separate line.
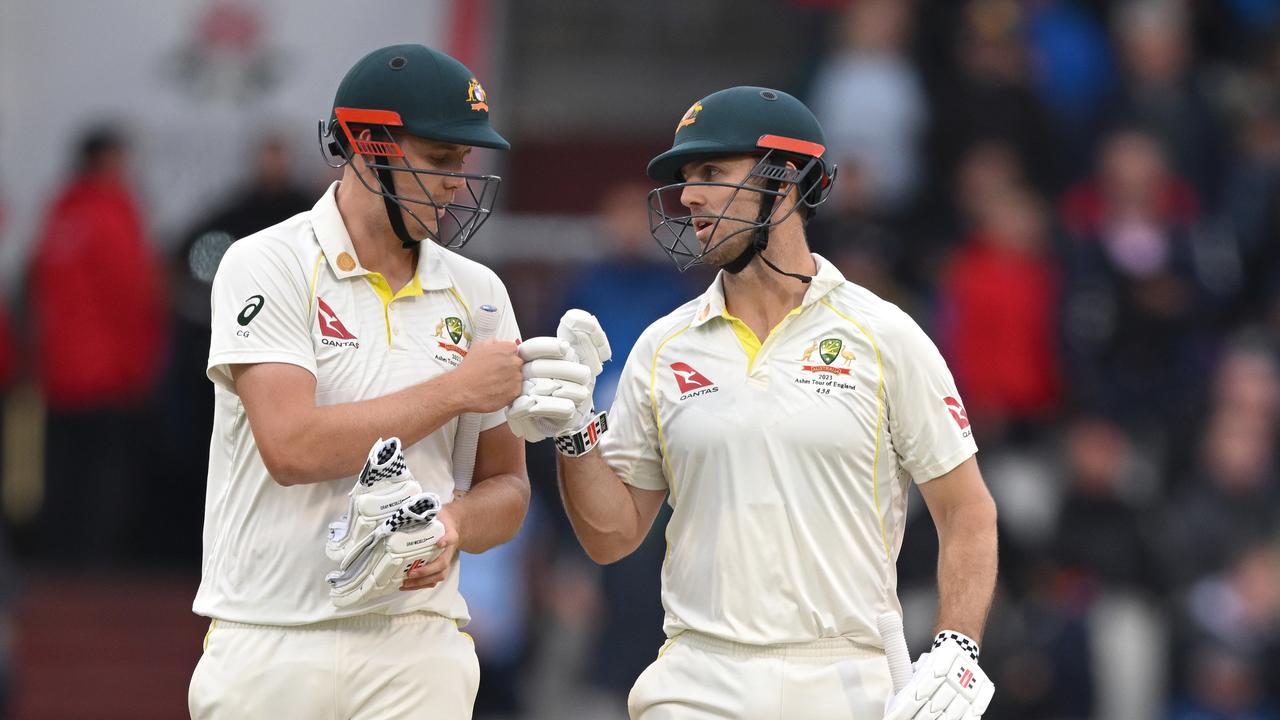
[671, 362, 713, 392]
[317, 297, 359, 348]
[944, 396, 970, 429]
[671, 362, 718, 400]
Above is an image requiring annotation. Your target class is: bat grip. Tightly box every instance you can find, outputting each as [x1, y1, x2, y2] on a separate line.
[879, 612, 914, 694]
[451, 304, 500, 497]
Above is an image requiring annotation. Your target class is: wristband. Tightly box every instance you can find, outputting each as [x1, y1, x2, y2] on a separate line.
[553, 411, 609, 457]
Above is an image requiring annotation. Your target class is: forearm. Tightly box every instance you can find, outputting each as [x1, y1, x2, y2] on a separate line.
[557, 451, 647, 564]
[933, 497, 999, 642]
[449, 472, 530, 553]
[264, 374, 464, 484]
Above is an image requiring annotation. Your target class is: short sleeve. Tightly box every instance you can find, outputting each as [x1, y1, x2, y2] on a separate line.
[601, 337, 667, 491]
[477, 280, 523, 432]
[207, 239, 317, 392]
[882, 310, 978, 483]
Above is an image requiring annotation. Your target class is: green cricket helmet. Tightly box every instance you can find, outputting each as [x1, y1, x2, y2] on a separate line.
[646, 86, 837, 275]
[319, 43, 510, 249]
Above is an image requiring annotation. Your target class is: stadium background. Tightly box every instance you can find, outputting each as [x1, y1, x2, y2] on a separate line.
[1, 0, 1279, 717]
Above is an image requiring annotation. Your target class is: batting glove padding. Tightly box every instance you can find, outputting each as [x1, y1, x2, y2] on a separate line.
[326, 437, 423, 563]
[507, 311, 612, 443]
[325, 492, 446, 608]
[557, 309, 612, 376]
[883, 631, 994, 720]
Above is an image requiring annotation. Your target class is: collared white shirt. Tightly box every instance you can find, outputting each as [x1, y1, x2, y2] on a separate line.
[601, 254, 976, 646]
[195, 182, 520, 626]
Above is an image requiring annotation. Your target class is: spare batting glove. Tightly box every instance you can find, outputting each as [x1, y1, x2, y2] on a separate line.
[326, 437, 423, 564]
[325, 492, 446, 608]
[883, 631, 994, 720]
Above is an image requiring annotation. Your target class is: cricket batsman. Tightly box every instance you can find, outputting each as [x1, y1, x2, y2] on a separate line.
[188, 44, 529, 719]
[507, 87, 999, 719]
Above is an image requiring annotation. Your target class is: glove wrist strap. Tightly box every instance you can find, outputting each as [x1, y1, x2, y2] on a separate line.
[933, 630, 980, 662]
[554, 411, 609, 457]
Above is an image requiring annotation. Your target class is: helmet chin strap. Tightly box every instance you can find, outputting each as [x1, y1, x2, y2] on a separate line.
[720, 178, 812, 284]
[372, 156, 421, 249]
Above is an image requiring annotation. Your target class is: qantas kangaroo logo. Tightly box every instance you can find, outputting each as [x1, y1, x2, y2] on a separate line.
[671, 362, 713, 392]
[317, 297, 358, 348]
[944, 396, 970, 429]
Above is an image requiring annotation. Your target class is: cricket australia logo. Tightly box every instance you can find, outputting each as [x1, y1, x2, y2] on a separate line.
[800, 337, 854, 375]
[433, 316, 471, 362]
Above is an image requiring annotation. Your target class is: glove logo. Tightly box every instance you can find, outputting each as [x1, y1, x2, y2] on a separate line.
[958, 667, 975, 690]
[672, 362, 717, 399]
[237, 295, 265, 326]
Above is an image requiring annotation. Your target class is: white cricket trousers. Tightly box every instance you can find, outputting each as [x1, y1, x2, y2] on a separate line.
[628, 632, 894, 720]
[189, 611, 479, 720]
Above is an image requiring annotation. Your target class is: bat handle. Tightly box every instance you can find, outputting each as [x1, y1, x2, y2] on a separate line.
[451, 304, 500, 498]
[879, 612, 914, 694]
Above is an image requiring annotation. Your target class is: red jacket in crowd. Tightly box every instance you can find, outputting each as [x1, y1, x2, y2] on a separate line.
[940, 235, 1062, 419]
[29, 173, 167, 411]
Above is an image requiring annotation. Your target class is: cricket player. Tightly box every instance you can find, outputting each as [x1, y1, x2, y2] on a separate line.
[188, 44, 529, 719]
[508, 87, 999, 719]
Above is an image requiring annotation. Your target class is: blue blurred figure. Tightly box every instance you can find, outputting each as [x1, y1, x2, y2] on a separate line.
[561, 181, 694, 409]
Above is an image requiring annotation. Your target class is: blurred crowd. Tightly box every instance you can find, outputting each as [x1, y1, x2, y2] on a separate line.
[2, 0, 1280, 718]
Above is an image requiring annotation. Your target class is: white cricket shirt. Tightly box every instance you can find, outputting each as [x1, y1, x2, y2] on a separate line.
[602, 254, 977, 647]
[194, 182, 520, 625]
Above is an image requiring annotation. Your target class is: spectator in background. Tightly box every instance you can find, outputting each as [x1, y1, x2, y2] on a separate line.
[1179, 544, 1280, 716]
[560, 181, 691, 408]
[1052, 417, 1162, 594]
[807, 160, 914, 309]
[1060, 127, 1208, 431]
[938, 183, 1061, 441]
[1023, 0, 1117, 175]
[1222, 92, 1280, 324]
[154, 134, 314, 564]
[1106, 0, 1228, 206]
[809, 0, 927, 212]
[1167, 406, 1278, 587]
[1167, 644, 1280, 720]
[930, 0, 1062, 198]
[27, 125, 168, 565]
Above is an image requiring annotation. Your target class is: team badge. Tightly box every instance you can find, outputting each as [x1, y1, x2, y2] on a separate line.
[800, 337, 853, 374]
[676, 102, 702, 131]
[819, 338, 843, 366]
[467, 78, 489, 112]
[445, 316, 464, 344]
[434, 316, 470, 357]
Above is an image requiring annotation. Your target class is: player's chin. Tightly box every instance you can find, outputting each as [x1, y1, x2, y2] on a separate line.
[703, 235, 751, 266]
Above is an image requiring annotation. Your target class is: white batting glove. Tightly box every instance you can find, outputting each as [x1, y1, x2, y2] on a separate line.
[884, 632, 994, 720]
[326, 437, 423, 563]
[508, 310, 611, 442]
[326, 492, 446, 608]
[558, 308, 612, 376]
